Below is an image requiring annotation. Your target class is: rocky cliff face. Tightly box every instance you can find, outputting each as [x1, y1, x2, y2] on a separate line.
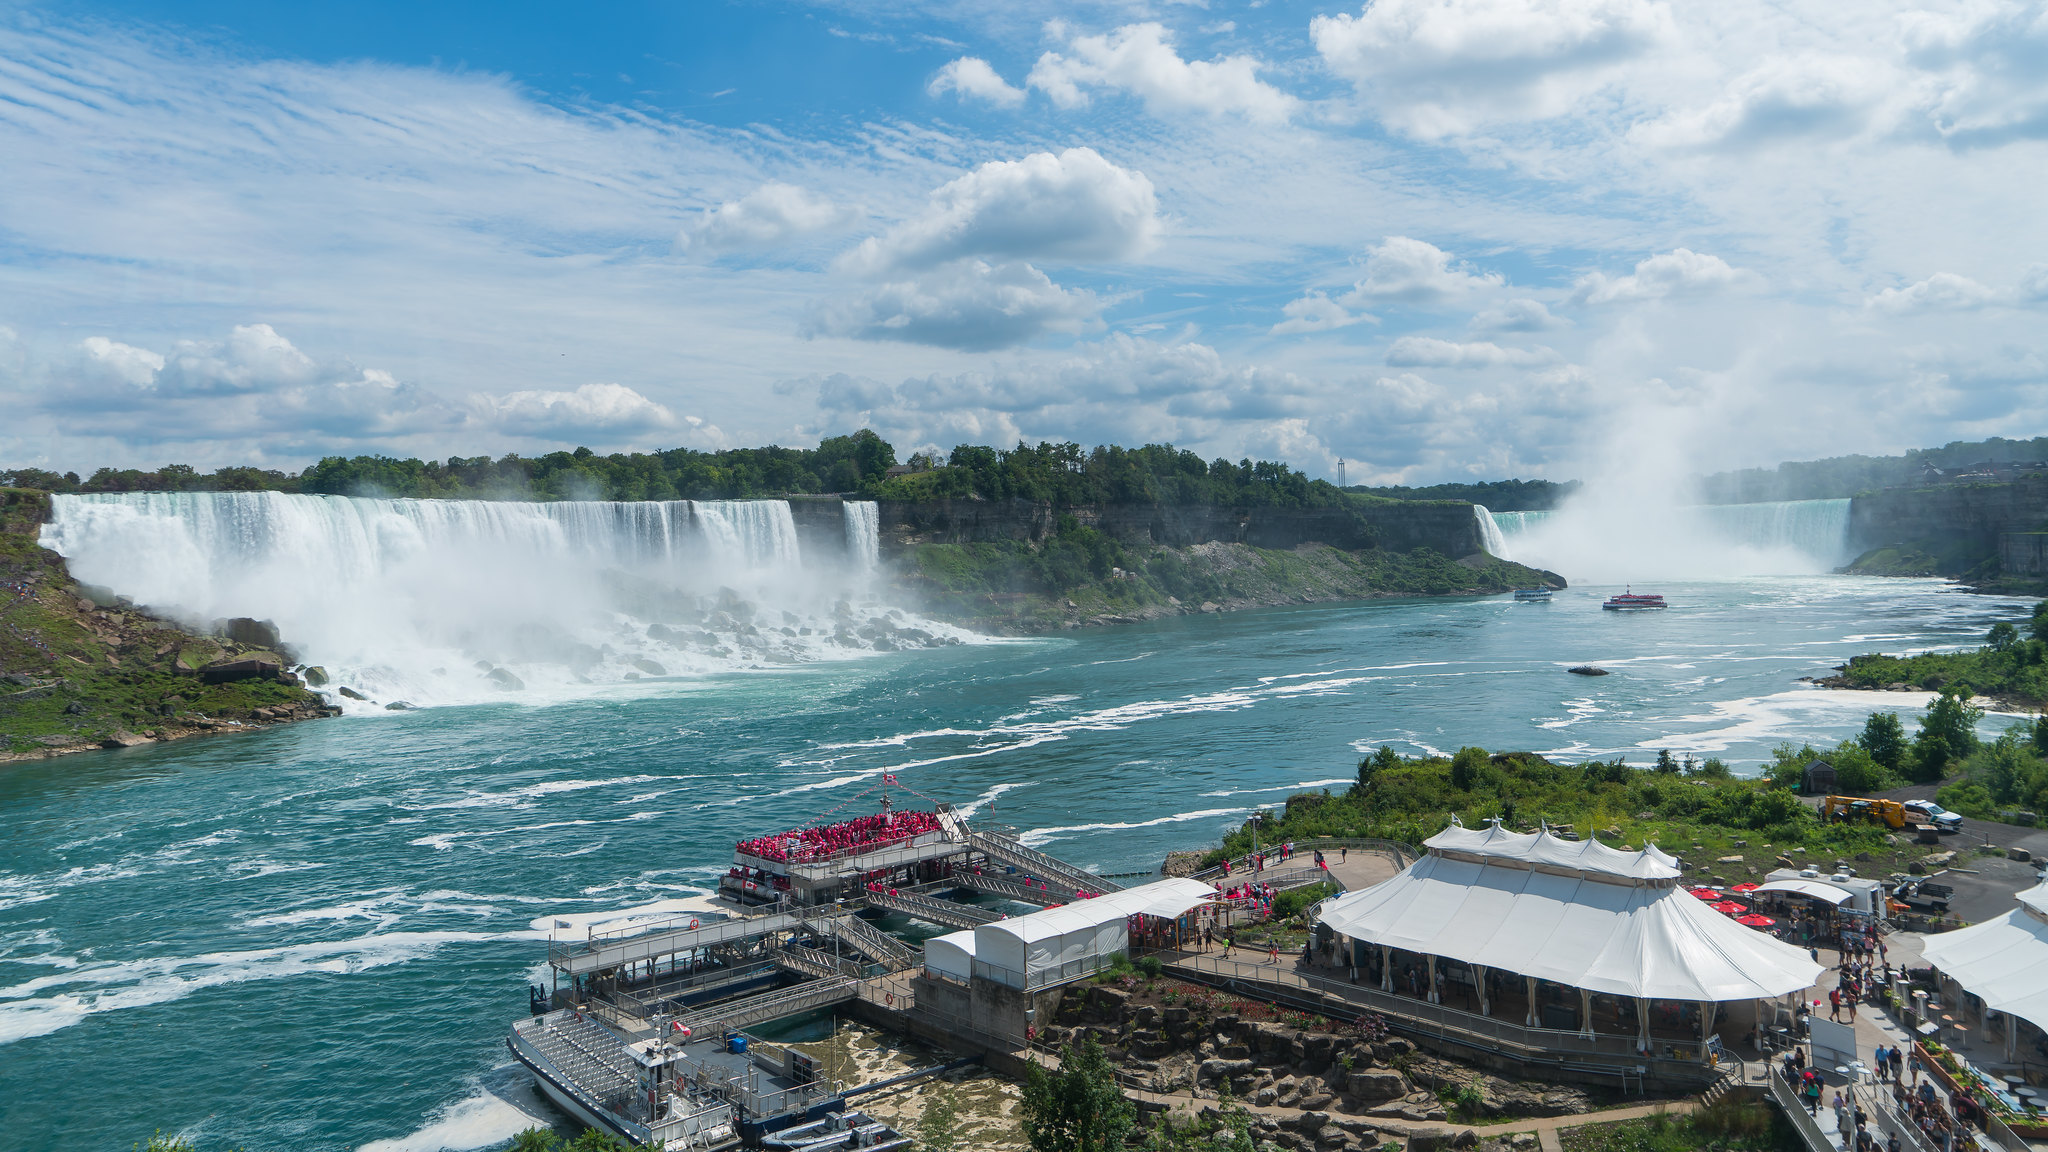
[874, 497, 1485, 558]
[1848, 477, 2048, 574]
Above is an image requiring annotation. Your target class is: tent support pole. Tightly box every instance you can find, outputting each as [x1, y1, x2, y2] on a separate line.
[1636, 998, 1651, 1055]
[1474, 964, 1490, 1016]
[1380, 946, 1392, 993]
[1580, 988, 1594, 1039]
[1700, 999, 1713, 1062]
[1525, 976, 1538, 1027]
[1427, 955, 1439, 1004]
[2007, 1011, 2018, 1062]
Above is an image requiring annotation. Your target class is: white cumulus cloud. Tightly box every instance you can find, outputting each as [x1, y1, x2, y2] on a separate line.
[1384, 336, 1561, 367]
[1311, 0, 1670, 138]
[1470, 299, 1562, 331]
[1026, 22, 1298, 123]
[470, 381, 678, 436]
[678, 183, 863, 254]
[843, 148, 1159, 275]
[80, 337, 164, 387]
[805, 260, 1102, 351]
[1344, 237, 1505, 302]
[1575, 248, 1747, 303]
[1864, 272, 2003, 313]
[928, 57, 1027, 107]
[1271, 292, 1368, 334]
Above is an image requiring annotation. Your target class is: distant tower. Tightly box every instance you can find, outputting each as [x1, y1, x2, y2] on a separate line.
[1337, 458, 1346, 488]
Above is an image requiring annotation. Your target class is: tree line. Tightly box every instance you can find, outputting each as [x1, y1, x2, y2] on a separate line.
[8, 434, 1364, 511]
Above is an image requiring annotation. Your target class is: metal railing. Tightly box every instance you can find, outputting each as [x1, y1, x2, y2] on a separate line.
[1195, 837, 1415, 882]
[971, 830, 1126, 894]
[1768, 1064, 1839, 1152]
[611, 962, 780, 1021]
[672, 977, 860, 1034]
[955, 871, 1069, 906]
[774, 945, 868, 981]
[829, 913, 919, 971]
[550, 912, 803, 974]
[863, 886, 1002, 929]
[1857, 1080, 1941, 1152]
[1172, 952, 1724, 1085]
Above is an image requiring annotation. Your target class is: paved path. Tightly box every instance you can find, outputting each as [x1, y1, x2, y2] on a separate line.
[1325, 849, 1403, 893]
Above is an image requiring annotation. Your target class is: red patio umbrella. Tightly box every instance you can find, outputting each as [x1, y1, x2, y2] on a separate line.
[1729, 882, 1762, 893]
[1689, 886, 1720, 899]
[1712, 900, 1746, 915]
[1737, 914, 1776, 928]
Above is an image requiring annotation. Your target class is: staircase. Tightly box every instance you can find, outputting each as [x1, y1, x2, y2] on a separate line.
[971, 831, 1124, 895]
[828, 913, 919, 972]
[864, 886, 1003, 930]
[774, 944, 865, 980]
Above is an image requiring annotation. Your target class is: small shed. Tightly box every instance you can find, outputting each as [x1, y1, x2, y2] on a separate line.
[1801, 759, 1836, 795]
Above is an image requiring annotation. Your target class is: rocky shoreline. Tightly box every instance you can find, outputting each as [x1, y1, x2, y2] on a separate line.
[0, 487, 335, 763]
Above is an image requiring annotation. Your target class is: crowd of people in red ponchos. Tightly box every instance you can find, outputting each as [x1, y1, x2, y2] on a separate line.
[735, 810, 943, 864]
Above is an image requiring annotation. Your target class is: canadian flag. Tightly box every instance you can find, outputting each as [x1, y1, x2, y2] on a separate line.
[883, 774, 897, 784]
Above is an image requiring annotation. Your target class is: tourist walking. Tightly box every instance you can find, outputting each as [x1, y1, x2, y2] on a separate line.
[1830, 987, 1843, 1022]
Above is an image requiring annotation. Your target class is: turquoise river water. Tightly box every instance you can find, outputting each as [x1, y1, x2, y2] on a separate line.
[0, 574, 2025, 1150]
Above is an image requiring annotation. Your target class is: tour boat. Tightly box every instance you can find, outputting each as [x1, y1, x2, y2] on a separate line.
[1601, 588, 1667, 611]
[1512, 588, 1552, 601]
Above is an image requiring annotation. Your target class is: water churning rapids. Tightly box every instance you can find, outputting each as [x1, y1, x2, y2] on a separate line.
[41, 492, 962, 708]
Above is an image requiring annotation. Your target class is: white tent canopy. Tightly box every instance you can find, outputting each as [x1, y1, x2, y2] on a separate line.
[969, 877, 1217, 990]
[1756, 879, 1854, 904]
[925, 930, 976, 983]
[1318, 826, 1821, 1002]
[1921, 881, 2048, 1035]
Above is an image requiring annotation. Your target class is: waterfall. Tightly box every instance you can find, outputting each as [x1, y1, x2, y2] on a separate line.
[1472, 504, 1510, 560]
[1485, 498, 1853, 581]
[41, 492, 962, 708]
[842, 501, 880, 568]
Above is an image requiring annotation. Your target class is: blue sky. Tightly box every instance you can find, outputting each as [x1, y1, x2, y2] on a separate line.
[3, 0, 2047, 483]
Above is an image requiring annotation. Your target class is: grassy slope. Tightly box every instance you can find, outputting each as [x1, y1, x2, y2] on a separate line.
[1208, 750, 1961, 886]
[0, 488, 329, 759]
[893, 538, 1555, 633]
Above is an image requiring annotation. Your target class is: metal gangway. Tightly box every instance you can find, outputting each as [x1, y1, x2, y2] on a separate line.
[673, 977, 860, 1035]
[970, 829, 1125, 895]
[954, 870, 1071, 906]
[864, 886, 1004, 930]
[827, 912, 919, 972]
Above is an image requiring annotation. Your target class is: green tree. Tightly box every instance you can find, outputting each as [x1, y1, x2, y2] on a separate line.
[917, 1083, 963, 1152]
[1654, 749, 1680, 774]
[1356, 746, 1401, 792]
[1021, 1036, 1136, 1152]
[1858, 712, 1907, 774]
[1990, 622, 2020, 652]
[1448, 746, 1488, 791]
[1909, 689, 1985, 783]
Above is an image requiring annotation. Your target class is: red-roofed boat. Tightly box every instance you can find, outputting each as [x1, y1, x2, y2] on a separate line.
[1602, 588, 1667, 611]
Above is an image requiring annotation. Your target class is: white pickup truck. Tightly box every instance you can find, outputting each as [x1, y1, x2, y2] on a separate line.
[1902, 799, 1964, 831]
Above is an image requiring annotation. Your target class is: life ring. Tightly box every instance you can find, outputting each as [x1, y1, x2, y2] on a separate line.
[884, 993, 894, 1007]
[689, 919, 699, 930]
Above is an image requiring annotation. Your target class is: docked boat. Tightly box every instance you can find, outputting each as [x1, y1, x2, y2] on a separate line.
[1512, 588, 1552, 601]
[1601, 588, 1667, 611]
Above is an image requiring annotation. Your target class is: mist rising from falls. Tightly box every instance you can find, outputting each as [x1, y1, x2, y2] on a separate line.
[41, 492, 948, 709]
[1486, 498, 1853, 581]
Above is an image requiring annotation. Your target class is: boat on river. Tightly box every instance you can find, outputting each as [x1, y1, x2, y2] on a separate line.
[1602, 589, 1667, 611]
[1512, 588, 1552, 601]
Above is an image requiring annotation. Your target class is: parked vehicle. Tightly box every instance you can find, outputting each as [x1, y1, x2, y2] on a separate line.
[1822, 795, 1911, 829]
[1902, 799, 1964, 831]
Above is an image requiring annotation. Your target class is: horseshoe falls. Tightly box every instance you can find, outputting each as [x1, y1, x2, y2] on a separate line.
[1485, 498, 1853, 580]
[39, 492, 929, 708]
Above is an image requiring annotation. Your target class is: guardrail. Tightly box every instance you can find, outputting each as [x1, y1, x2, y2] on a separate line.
[971, 831, 1126, 894]
[956, 871, 1069, 906]
[1195, 838, 1415, 882]
[864, 887, 1002, 929]
[1767, 1065, 1838, 1152]
[1171, 953, 1720, 1087]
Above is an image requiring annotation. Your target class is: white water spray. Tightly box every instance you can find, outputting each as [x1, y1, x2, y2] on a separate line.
[1488, 498, 1852, 581]
[41, 492, 958, 709]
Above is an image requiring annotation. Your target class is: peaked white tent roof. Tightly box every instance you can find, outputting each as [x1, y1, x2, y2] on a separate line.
[1318, 827, 1821, 1001]
[1426, 823, 1682, 881]
[1920, 880, 2048, 1034]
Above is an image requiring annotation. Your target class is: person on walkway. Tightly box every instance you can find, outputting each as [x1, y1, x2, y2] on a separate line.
[1831, 987, 1844, 1022]
[1269, 942, 1280, 965]
[1805, 1071, 1822, 1115]
[1341, 846, 1348, 862]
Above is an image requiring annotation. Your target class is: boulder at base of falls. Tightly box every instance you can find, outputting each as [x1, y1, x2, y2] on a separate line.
[1567, 666, 1609, 676]
[300, 666, 329, 687]
[485, 667, 525, 691]
[384, 700, 416, 711]
[631, 658, 667, 676]
[222, 617, 282, 649]
[337, 686, 368, 701]
[199, 655, 283, 684]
